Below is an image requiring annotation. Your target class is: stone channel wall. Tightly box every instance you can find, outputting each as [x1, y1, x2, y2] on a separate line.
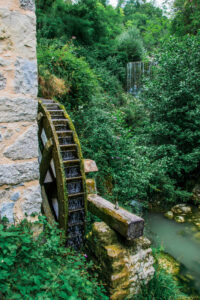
[87, 222, 155, 300]
[0, 0, 42, 222]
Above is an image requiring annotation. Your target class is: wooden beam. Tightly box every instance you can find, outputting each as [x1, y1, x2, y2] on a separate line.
[40, 138, 53, 184]
[37, 112, 44, 139]
[41, 185, 56, 225]
[88, 194, 144, 240]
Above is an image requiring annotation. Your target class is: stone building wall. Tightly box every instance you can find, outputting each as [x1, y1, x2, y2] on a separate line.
[87, 222, 155, 300]
[0, 0, 42, 222]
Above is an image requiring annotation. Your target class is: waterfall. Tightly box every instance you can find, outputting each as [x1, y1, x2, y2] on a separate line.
[127, 61, 153, 95]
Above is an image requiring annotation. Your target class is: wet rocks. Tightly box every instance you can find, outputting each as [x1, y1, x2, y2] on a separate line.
[164, 204, 193, 224]
[157, 252, 180, 276]
[171, 204, 192, 215]
[175, 215, 185, 223]
[164, 211, 174, 220]
[164, 203, 200, 233]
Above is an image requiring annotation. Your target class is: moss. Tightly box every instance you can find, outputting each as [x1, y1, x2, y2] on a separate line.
[86, 179, 96, 194]
[58, 101, 87, 216]
[38, 100, 68, 233]
[156, 252, 180, 277]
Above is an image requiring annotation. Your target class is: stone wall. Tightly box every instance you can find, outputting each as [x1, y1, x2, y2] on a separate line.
[0, 0, 42, 222]
[87, 222, 155, 300]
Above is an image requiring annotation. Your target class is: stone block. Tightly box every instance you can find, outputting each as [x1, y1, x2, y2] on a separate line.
[0, 190, 7, 200]
[92, 222, 118, 245]
[0, 202, 14, 222]
[0, 9, 36, 59]
[10, 192, 20, 202]
[0, 73, 6, 90]
[0, 96, 37, 122]
[22, 184, 42, 216]
[14, 58, 38, 96]
[4, 123, 38, 160]
[0, 58, 10, 67]
[87, 222, 154, 298]
[19, 0, 35, 11]
[0, 161, 39, 186]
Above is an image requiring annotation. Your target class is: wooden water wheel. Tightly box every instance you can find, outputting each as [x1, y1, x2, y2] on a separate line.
[38, 98, 87, 249]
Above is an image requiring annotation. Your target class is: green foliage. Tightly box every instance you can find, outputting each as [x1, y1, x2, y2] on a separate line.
[116, 26, 144, 62]
[171, 0, 200, 36]
[123, 0, 170, 51]
[72, 94, 153, 205]
[135, 246, 187, 300]
[0, 217, 108, 300]
[135, 266, 186, 300]
[138, 33, 200, 202]
[38, 42, 98, 108]
[37, 0, 123, 45]
[36, 0, 200, 207]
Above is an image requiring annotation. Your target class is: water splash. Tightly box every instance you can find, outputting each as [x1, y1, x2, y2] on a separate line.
[65, 166, 80, 178]
[127, 61, 153, 95]
[69, 196, 84, 210]
[61, 151, 76, 160]
[55, 124, 69, 131]
[69, 210, 84, 225]
[59, 136, 73, 145]
[67, 181, 82, 194]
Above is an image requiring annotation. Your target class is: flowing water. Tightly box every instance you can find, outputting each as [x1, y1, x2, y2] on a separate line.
[67, 181, 82, 194]
[144, 212, 200, 293]
[68, 196, 84, 210]
[127, 61, 153, 95]
[61, 150, 76, 160]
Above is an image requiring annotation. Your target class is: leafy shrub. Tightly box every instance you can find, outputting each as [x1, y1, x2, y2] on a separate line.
[72, 94, 153, 205]
[38, 42, 98, 108]
[0, 217, 108, 300]
[138, 33, 200, 203]
[116, 26, 144, 62]
[36, 0, 123, 45]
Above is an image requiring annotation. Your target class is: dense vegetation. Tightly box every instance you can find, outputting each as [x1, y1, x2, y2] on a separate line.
[36, 0, 200, 208]
[0, 217, 107, 299]
[34, 0, 200, 298]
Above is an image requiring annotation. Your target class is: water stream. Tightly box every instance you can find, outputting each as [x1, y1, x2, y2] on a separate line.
[144, 212, 200, 293]
[127, 61, 153, 95]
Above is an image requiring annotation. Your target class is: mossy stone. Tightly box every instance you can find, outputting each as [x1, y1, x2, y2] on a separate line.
[164, 211, 174, 220]
[157, 252, 180, 276]
[175, 215, 185, 223]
